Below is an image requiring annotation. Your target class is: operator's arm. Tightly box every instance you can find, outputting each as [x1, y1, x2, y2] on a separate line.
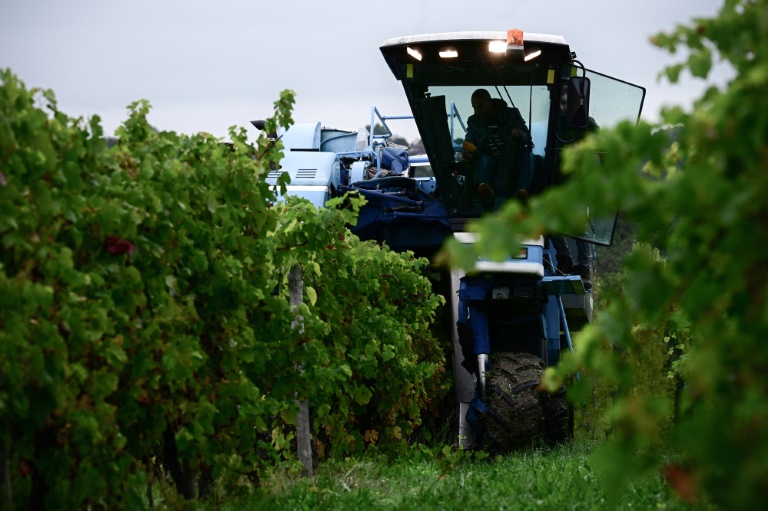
[508, 107, 532, 147]
[462, 115, 481, 163]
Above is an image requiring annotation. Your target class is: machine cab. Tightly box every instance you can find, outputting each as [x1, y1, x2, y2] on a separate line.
[380, 30, 646, 245]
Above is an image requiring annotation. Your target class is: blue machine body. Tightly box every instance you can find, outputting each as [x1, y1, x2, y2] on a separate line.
[265, 150, 344, 209]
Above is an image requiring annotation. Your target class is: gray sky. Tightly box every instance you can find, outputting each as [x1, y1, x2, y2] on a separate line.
[1, 0, 730, 142]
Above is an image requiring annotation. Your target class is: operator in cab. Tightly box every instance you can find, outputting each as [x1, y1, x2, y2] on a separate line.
[462, 88, 532, 209]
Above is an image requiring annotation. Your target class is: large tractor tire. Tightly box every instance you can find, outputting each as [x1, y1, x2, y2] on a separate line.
[540, 385, 573, 445]
[481, 352, 545, 451]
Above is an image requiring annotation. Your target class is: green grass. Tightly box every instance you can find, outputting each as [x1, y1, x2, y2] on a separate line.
[226, 442, 695, 511]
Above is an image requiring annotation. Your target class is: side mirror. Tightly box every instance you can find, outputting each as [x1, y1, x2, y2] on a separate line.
[566, 76, 591, 128]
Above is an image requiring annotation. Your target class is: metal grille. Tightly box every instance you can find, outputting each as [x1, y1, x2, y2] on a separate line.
[296, 169, 317, 179]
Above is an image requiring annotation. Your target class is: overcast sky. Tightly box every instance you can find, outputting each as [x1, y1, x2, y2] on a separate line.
[1, 0, 730, 142]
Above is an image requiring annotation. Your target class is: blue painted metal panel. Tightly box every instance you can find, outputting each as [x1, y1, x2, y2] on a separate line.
[546, 297, 561, 364]
[265, 151, 341, 208]
[459, 280, 487, 301]
[320, 129, 357, 153]
[278, 122, 321, 150]
[469, 305, 490, 354]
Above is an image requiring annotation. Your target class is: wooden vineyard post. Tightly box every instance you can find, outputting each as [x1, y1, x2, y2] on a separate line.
[289, 264, 313, 477]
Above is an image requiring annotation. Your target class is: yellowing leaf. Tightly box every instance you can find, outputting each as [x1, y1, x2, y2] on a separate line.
[279, 407, 297, 426]
[306, 286, 317, 306]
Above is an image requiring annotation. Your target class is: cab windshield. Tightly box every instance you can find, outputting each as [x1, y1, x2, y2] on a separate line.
[400, 62, 645, 244]
[428, 83, 551, 199]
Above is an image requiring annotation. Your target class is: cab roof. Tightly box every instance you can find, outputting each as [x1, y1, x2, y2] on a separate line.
[380, 31, 573, 80]
[381, 31, 567, 47]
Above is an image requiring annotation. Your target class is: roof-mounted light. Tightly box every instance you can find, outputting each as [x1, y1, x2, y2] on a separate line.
[524, 47, 541, 62]
[439, 47, 458, 58]
[488, 40, 507, 54]
[506, 28, 525, 58]
[406, 46, 422, 61]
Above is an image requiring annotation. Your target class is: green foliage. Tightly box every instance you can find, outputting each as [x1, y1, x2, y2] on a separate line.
[444, 0, 768, 507]
[0, 70, 447, 509]
[257, 196, 449, 459]
[233, 442, 693, 511]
